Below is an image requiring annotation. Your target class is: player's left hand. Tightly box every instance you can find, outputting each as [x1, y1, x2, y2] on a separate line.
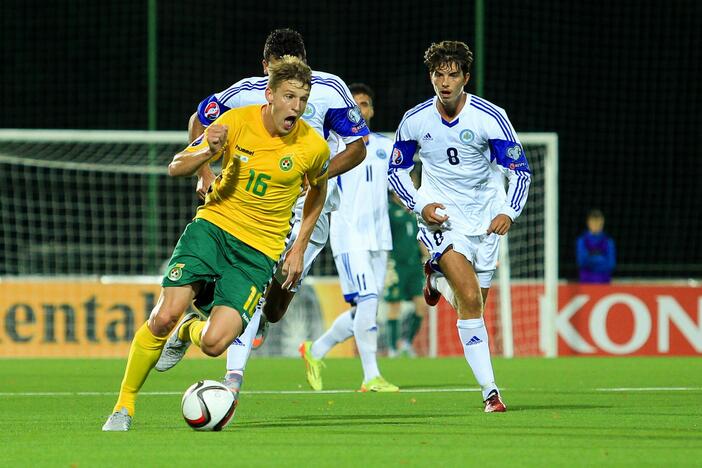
[487, 214, 513, 235]
[280, 246, 304, 290]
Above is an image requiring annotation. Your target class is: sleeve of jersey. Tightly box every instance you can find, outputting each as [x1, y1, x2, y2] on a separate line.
[387, 139, 429, 215]
[196, 94, 232, 127]
[489, 138, 532, 221]
[310, 145, 332, 185]
[323, 107, 369, 141]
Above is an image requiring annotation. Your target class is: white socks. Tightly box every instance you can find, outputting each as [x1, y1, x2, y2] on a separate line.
[457, 318, 498, 400]
[311, 308, 355, 359]
[225, 307, 261, 372]
[353, 295, 380, 382]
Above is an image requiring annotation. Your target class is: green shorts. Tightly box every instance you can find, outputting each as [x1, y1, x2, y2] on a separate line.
[384, 258, 424, 302]
[162, 219, 275, 325]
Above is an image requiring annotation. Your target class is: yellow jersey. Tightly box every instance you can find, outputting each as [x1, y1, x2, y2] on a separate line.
[184, 105, 330, 260]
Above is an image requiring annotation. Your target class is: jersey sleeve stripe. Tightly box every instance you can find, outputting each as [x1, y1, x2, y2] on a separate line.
[469, 100, 515, 142]
[471, 96, 517, 141]
[510, 173, 531, 210]
[219, 79, 268, 102]
[311, 77, 355, 107]
[388, 172, 416, 210]
[397, 99, 434, 134]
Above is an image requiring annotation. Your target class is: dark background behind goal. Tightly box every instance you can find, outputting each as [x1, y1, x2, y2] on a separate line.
[1, 0, 700, 278]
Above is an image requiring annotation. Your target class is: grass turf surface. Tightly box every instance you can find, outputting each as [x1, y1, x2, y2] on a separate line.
[1, 357, 701, 467]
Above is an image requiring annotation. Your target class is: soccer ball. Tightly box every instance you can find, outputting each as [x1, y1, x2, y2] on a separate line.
[181, 380, 237, 431]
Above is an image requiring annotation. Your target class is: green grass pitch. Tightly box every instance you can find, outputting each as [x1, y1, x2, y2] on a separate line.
[1, 356, 701, 467]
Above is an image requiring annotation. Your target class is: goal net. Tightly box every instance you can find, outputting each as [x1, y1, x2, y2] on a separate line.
[0, 129, 556, 358]
[404, 133, 558, 358]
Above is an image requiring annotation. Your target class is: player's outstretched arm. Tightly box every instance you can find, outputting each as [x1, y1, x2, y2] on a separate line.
[168, 125, 228, 177]
[325, 138, 366, 179]
[280, 174, 328, 290]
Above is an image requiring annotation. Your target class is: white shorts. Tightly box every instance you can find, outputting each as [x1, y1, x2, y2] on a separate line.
[417, 224, 499, 289]
[274, 212, 330, 292]
[334, 250, 388, 304]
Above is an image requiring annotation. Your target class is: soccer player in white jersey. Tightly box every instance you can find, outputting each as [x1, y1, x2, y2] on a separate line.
[388, 41, 531, 412]
[155, 29, 369, 393]
[299, 83, 398, 392]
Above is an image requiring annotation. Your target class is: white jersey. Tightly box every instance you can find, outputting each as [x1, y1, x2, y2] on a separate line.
[388, 94, 531, 235]
[196, 70, 369, 213]
[330, 132, 393, 254]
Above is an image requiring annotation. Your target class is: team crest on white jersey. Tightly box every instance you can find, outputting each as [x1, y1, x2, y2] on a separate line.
[204, 101, 220, 121]
[303, 103, 316, 119]
[376, 149, 387, 159]
[459, 129, 475, 144]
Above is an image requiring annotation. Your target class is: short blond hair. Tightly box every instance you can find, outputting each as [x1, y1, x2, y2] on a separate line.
[268, 55, 312, 91]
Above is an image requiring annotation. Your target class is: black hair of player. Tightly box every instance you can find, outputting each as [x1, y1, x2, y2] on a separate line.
[263, 29, 307, 63]
[423, 41, 474, 75]
[348, 83, 375, 102]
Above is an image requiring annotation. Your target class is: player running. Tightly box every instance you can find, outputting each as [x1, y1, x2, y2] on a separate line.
[154, 29, 368, 394]
[387, 41, 531, 412]
[102, 57, 330, 431]
[299, 83, 398, 392]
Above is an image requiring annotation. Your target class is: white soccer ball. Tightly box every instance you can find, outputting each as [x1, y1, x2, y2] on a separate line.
[181, 380, 237, 431]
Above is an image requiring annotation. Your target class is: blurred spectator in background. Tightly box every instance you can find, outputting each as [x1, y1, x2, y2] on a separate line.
[576, 209, 616, 283]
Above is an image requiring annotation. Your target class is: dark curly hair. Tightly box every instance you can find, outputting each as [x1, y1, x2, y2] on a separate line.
[423, 40, 473, 75]
[263, 28, 307, 62]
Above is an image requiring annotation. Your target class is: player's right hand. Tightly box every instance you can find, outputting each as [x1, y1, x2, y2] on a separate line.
[421, 203, 449, 226]
[207, 124, 228, 154]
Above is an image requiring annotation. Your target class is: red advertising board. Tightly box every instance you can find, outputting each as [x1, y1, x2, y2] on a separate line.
[434, 284, 702, 356]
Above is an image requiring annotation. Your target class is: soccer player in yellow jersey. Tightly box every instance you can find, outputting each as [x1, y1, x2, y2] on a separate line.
[102, 56, 330, 431]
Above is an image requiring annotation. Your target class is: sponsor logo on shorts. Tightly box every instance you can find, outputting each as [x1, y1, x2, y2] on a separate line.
[204, 101, 220, 121]
[167, 263, 185, 281]
[279, 155, 294, 171]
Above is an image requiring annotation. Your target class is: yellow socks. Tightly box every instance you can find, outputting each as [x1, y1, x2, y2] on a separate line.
[113, 322, 167, 415]
[186, 319, 206, 347]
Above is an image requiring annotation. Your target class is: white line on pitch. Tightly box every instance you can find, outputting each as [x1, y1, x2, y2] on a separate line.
[0, 387, 701, 397]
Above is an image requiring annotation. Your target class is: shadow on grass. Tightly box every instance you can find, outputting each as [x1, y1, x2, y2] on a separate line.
[234, 412, 463, 429]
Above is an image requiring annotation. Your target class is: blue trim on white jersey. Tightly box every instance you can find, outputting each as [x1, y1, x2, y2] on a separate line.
[441, 117, 459, 128]
[311, 76, 355, 107]
[219, 78, 268, 103]
[469, 96, 516, 142]
[511, 173, 529, 211]
[397, 98, 434, 136]
[388, 171, 415, 210]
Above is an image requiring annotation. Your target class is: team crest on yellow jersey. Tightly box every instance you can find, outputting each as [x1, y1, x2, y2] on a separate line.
[279, 155, 294, 171]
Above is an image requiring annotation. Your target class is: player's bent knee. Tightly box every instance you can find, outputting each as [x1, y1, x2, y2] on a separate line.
[200, 337, 227, 357]
[148, 308, 182, 336]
